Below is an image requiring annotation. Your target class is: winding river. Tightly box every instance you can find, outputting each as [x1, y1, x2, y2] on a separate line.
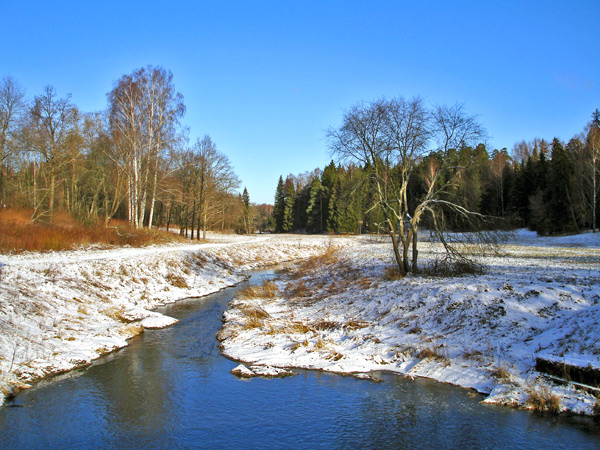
[1, 269, 599, 449]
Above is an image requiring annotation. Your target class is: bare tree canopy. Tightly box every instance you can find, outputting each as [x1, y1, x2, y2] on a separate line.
[108, 65, 185, 228]
[328, 96, 489, 274]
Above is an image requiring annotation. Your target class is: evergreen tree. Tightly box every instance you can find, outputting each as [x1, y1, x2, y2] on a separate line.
[282, 176, 296, 232]
[548, 138, 577, 232]
[273, 176, 285, 232]
[306, 177, 325, 233]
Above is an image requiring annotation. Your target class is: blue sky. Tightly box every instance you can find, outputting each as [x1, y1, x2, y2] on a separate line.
[1, 1, 598, 204]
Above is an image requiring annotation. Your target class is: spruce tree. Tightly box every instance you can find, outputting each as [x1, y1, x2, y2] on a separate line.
[306, 177, 325, 233]
[273, 176, 285, 232]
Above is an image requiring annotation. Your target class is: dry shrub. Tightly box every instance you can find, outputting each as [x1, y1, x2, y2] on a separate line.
[421, 257, 484, 277]
[526, 386, 561, 415]
[593, 400, 600, 416]
[383, 265, 404, 281]
[0, 208, 184, 254]
[166, 273, 189, 289]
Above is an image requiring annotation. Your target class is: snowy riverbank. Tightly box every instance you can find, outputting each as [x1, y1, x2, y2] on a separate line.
[220, 230, 600, 415]
[0, 233, 341, 403]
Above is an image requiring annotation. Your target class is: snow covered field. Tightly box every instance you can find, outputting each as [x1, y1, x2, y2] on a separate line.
[220, 230, 600, 415]
[0, 233, 338, 403]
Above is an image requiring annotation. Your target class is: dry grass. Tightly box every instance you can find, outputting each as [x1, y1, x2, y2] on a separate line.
[383, 265, 404, 280]
[491, 364, 512, 381]
[0, 208, 185, 254]
[238, 281, 279, 299]
[343, 319, 370, 331]
[526, 385, 561, 414]
[417, 346, 449, 362]
[166, 273, 189, 289]
[238, 303, 272, 329]
[289, 245, 340, 279]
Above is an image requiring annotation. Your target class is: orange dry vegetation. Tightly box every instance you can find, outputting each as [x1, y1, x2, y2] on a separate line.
[0, 208, 185, 254]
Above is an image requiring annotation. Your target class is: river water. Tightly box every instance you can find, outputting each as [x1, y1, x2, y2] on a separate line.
[1, 269, 599, 449]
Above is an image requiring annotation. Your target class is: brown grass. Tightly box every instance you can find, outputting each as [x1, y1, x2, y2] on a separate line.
[0, 208, 185, 254]
[417, 346, 449, 362]
[166, 273, 189, 289]
[383, 265, 405, 280]
[526, 386, 561, 414]
[238, 281, 279, 299]
[491, 365, 512, 381]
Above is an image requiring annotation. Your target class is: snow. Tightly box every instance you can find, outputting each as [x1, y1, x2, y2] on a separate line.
[219, 231, 600, 416]
[2, 229, 600, 416]
[0, 233, 339, 402]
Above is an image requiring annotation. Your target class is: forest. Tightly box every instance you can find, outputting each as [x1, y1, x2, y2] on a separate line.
[1, 68, 598, 243]
[273, 105, 600, 239]
[0, 67, 268, 238]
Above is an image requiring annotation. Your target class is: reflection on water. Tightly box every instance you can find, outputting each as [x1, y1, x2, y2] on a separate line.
[1, 269, 599, 449]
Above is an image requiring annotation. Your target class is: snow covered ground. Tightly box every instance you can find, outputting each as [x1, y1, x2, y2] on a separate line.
[0, 233, 339, 403]
[220, 230, 600, 415]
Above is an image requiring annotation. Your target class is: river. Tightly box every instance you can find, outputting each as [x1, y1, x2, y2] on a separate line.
[1, 269, 599, 449]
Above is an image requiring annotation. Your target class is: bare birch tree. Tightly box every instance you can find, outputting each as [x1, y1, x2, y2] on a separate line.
[108, 66, 184, 229]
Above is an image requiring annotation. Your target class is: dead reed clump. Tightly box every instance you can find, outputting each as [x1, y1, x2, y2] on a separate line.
[277, 321, 314, 334]
[289, 246, 340, 279]
[417, 346, 449, 362]
[238, 303, 272, 330]
[526, 386, 561, 415]
[238, 281, 279, 299]
[166, 273, 189, 289]
[312, 320, 339, 331]
[102, 306, 129, 323]
[491, 364, 512, 381]
[343, 320, 370, 331]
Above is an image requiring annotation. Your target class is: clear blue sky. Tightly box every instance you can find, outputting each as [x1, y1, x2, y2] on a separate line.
[1, 1, 598, 204]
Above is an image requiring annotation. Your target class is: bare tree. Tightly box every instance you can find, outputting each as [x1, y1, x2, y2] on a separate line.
[29, 85, 77, 220]
[108, 66, 185, 229]
[0, 76, 26, 207]
[587, 109, 600, 232]
[189, 136, 240, 240]
[329, 97, 489, 275]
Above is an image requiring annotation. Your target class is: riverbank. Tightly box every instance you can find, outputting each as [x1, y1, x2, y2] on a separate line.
[220, 230, 600, 415]
[0, 233, 344, 403]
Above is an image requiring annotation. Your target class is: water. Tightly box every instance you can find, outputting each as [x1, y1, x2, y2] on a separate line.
[1, 269, 599, 449]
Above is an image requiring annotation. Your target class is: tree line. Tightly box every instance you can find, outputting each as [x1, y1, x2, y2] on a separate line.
[273, 97, 599, 273]
[0, 68, 260, 236]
